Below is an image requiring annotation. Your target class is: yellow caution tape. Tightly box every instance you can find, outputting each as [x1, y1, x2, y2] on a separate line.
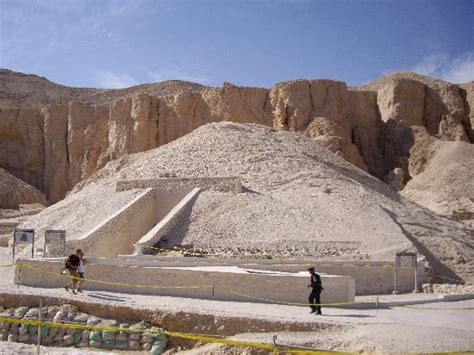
[5, 263, 472, 310]
[6, 263, 357, 306]
[0, 315, 471, 354]
[394, 305, 474, 311]
[0, 316, 336, 354]
[18, 264, 213, 290]
[217, 286, 361, 307]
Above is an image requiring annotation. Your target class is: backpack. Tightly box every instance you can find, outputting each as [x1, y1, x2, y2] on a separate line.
[65, 254, 80, 270]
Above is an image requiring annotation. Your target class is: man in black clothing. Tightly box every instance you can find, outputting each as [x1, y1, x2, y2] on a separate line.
[307, 267, 323, 314]
[64, 252, 81, 294]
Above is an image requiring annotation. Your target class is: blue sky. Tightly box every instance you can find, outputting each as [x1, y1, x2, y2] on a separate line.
[1, 0, 473, 88]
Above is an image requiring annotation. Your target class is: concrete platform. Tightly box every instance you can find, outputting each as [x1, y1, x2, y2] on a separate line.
[14, 257, 355, 305]
[117, 255, 424, 295]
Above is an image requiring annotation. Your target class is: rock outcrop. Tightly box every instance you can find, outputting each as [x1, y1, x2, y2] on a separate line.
[402, 141, 474, 227]
[364, 73, 472, 181]
[0, 168, 46, 208]
[0, 71, 473, 222]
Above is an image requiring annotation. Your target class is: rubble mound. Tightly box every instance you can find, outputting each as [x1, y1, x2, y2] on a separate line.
[20, 122, 473, 283]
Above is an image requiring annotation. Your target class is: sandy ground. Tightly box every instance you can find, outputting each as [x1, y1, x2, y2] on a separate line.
[0, 248, 473, 353]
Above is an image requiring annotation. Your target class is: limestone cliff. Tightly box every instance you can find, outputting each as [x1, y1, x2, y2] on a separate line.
[0, 70, 472, 219]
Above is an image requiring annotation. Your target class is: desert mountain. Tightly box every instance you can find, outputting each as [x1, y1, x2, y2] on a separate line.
[0, 69, 206, 108]
[1, 69, 472, 225]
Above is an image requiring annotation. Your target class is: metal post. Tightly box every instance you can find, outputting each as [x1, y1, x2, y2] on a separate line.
[393, 253, 398, 294]
[32, 232, 35, 258]
[12, 231, 16, 264]
[17, 264, 22, 289]
[37, 299, 42, 354]
[212, 284, 215, 300]
[272, 335, 278, 354]
[413, 262, 419, 293]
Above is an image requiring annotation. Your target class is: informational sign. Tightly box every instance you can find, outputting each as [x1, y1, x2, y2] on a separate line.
[44, 230, 66, 257]
[13, 229, 35, 259]
[14, 230, 34, 244]
[395, 252, 417, 268]
[393, 251, 418, 294]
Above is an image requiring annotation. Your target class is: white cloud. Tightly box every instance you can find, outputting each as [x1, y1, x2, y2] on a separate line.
[148, 66, 210, 84]
[97, 71, 138, 89]
[412, 53, 474, 83]
[412, 54, 449, 76]
[441, 56, 474, 83]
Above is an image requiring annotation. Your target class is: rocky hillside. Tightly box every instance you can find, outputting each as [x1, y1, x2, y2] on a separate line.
[19, 123, 474, 283]
[0, 70, 473, 223]
[0, 69, 206, 107]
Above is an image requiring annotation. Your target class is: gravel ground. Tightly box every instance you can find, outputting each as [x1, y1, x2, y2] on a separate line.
[1, 248, 473, 354]
[0, 342, 119, 354]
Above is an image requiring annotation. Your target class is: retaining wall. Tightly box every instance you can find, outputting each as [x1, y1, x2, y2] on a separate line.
[113, 256, 425, 295]
[14, 258, 355, 305]
[69, 188, 191, 257]
[134, 188, 200, 253]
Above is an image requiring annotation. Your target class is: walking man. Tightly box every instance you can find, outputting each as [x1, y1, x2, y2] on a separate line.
[64, 250, 81, 294]
[77, 249, 86, 293]
[307, 267, 323, 315]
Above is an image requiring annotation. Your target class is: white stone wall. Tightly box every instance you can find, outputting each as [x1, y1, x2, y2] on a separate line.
[14, 258, 355, 305]
[97, 256, 425, 295]
[135, 188, 201, 252]
[69, 188, 156, 257]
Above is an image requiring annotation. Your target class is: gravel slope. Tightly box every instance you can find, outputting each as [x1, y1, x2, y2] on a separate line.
[19, 122, 474, 282]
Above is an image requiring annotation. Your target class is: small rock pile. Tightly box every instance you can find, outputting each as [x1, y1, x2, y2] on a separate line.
[0, 304, 168, 354]
[422, 283, 473, 294]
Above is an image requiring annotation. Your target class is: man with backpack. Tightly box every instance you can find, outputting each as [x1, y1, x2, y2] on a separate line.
[307, 267, 323, 315]
[64, 250, 81, 294]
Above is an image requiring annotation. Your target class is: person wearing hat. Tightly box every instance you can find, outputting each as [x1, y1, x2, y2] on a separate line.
[307, 267, 323, 314]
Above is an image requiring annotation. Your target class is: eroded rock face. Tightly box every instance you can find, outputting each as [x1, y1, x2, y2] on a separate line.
[157, 83, 272, 146]
[0, 72, 472, 210]
[460, 81, 474, 142]
[371, 75, 472, 181]
[0, 167, 46, 208]
[0, 108, 45, 190]
[272, 80, 383, 175]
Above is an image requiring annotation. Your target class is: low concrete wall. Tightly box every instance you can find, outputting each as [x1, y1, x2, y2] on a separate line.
[14, 258, 355, 305]
[134, 188, 201, 253]
[112, 256, 425, 295]
[116, 177, 242, 193]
